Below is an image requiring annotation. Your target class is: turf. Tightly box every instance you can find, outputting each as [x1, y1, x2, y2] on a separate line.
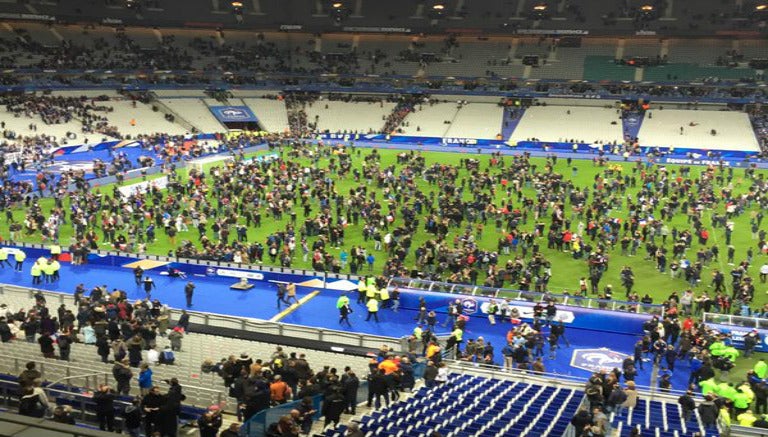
[3, 146, 768, 310]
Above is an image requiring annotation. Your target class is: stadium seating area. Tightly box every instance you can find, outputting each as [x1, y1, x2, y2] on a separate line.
[610, 398, 715, 437]
[443, 103, 504, 139]
[395, 102, 461, 137]
[0, 372, 205, 430]
[241, 97, 290, 133]
[3, 19, 766, 83]
[320, 374, 582, 437]
[157, 97, 226, 133]
[305, 100, 396, 134]
[0, 290, 372, 412]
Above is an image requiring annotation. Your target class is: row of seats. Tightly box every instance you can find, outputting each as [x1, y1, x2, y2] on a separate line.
[323, 374, 582, 437]
[610, 397, 717, 437]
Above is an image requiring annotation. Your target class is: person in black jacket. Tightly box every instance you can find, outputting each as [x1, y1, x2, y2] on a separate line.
[570, 407, 592, 432]
[697, 394, 719, 430]
[38, 332, 55, 358]
[342, 371, 360, 414]
[57, 330, 72, 361]
[52, 405, 76, 425]
[93, 384, 117, 432]
[197, 406, 223, 437]
[367, 369, 389, 409]
[96, 335, 110, 363]
[322, 389, 346, 429]
[0, 317, 12, 342]
[112, 359, 133, 395]
[141, 386, 164, 436]
[122, 398, 142, 437]
[677, 390, 696, 422]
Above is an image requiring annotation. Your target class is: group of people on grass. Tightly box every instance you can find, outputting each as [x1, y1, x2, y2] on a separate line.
[5, 139, 767, 314]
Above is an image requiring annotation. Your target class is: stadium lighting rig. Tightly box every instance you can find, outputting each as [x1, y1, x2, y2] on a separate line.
[637, 3, 659, 20]
[231, 1, 244, 22]
[530, 2, 550, 20]
[428, 1, 447, 19]
[328, 0, 351, 23]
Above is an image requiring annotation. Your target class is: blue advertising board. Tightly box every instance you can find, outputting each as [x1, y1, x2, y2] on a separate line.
[704, 323, 768, 353]
[393, 285, 649, 336]
[209, 106, 259, 123]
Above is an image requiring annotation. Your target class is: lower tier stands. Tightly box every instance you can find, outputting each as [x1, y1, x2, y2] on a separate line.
[320, 374, 582, 437]
[611, 397, 718, 437]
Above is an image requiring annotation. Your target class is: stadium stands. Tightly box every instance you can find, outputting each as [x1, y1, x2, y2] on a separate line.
[305, 100, 396, 134]
[611, 398, 713, 437]
[242, 98, 291, 133]
[99, 99, 188, 137]
[321, 374, 582, 437]
[443, 103, 504, 139]
[0, 105, 109, 146]
[507, 105, 625, 145]
[395, 102, 461, 137]
[638, 108, 761, 152]
[158, 98, 226, 133]
[0, 290, 372, 411]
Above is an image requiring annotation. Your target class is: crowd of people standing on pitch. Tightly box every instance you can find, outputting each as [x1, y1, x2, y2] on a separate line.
[2, 134, 768, 315]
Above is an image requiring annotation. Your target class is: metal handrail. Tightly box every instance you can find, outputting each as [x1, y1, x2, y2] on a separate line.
[44, 372, 112, 395]
[0, 350, 225, 397]
[702, 312, 768, 329]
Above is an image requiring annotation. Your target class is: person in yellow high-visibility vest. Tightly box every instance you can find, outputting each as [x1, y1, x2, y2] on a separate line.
[49, 243, 61, 261]
[41, 259, 55, 284]
[365, 283, 377, 303]
[31, 261, 42, 285]
[51, 259, 61, 282]
[357, 279, 367, 304]
[13, 249, 26, 272]
[365, 298, 379, 322]
[737, 410, 757, 427]
[379, 287, 390, 309]
[0, 248, 10, 268]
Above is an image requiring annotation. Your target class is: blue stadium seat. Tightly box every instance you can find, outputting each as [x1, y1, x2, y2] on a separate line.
[353, 372, 586, 437]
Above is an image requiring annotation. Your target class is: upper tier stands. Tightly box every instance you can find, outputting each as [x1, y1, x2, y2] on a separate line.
[395, 102, 461, 137]
[305, 100, 396, 134]
[322, 373, 582, 437]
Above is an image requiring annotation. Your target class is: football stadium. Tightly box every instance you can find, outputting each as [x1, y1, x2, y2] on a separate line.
[0, 1, 768, 437]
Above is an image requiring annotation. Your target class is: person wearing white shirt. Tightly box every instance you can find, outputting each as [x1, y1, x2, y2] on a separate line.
[435, 363, 449, 385]
[760, 263, 768, 284]
[146, 347, 159, 365]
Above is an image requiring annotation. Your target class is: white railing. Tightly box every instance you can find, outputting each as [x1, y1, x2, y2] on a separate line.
[702, 312, 768, 329]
